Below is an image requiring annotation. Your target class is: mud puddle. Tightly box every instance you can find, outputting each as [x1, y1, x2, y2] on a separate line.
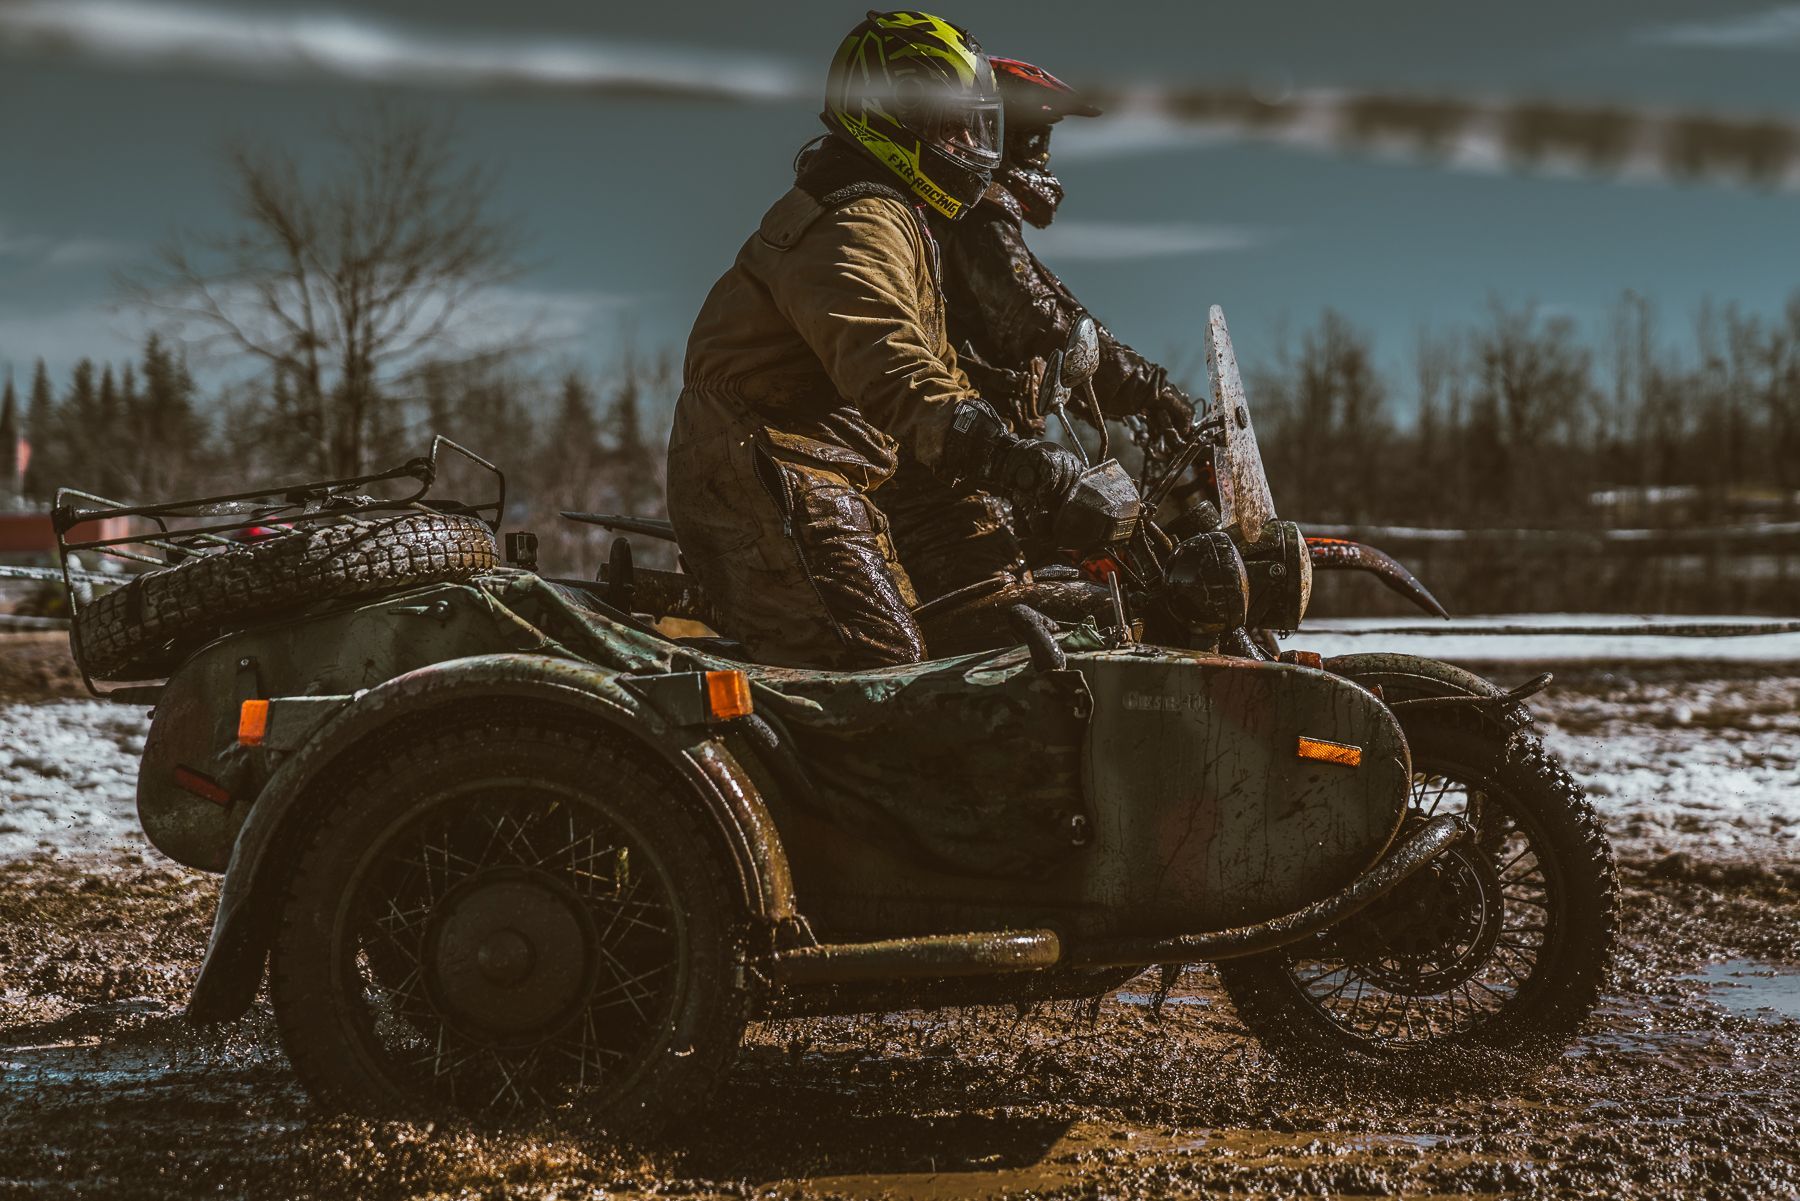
[1685, 959, 1800, 1023]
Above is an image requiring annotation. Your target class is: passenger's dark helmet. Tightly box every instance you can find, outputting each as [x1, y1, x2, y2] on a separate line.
[987, 57, 1103, 229]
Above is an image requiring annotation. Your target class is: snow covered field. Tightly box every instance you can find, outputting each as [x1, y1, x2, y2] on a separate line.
[0, 700, 149, 862]
[1294, 612, 1800, 663]
[2, 645, 1795, 870]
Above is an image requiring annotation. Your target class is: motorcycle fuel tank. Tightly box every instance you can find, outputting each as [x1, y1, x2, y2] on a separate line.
[1073, 649, 1410, 933]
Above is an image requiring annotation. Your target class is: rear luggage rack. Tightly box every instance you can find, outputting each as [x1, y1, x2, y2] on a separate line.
[54, 436, 504, 698]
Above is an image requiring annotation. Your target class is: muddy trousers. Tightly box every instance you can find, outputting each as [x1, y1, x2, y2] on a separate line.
[879, 459, 1026, 603]
[667, 426, 926, 670]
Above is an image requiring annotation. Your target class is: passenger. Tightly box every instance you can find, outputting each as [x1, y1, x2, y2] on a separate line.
[667, 11, 1115, 669]
[883, 57, 1200, 599]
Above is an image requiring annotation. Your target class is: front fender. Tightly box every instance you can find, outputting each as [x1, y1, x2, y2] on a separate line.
[186, 652, 795, 1023]
[1324, 651, 1528, 737]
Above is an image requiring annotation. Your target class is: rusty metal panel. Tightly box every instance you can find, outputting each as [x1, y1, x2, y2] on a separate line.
[1075, 649, 1409, 932]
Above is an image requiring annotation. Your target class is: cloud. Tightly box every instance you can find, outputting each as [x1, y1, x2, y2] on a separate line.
[43, 238, 137, 266]
[0, 222, 137, 268]
[0, 0, 806, 103]
[1052, 113, 1237, 162]
[1027, 220, 1271, 262]
[8, 2, 1800, 196]
[1638, 6, 1800, 49]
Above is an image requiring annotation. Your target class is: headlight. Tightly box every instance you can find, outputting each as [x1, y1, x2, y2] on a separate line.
[1165, 531, 1250, 632]
[1240, 519, 1312, 633]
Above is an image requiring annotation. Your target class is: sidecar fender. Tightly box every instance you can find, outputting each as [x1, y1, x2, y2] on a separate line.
[186, 652, 795, 1023]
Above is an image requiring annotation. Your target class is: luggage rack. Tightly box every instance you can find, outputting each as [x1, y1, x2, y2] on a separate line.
[52, 436, 504, 697]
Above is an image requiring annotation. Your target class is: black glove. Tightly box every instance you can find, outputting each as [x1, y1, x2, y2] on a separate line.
[991, 437, 1084, 507]
[944, 400, 1082, 508]
[1146, 380, 1197, 442]
[944, 400, 1142, 550]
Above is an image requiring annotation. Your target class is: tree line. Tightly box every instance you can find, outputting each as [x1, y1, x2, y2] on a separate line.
[1249, 292, 1800, 529]
[1, 342, 672, 577]
[13, 284, 1798, 535]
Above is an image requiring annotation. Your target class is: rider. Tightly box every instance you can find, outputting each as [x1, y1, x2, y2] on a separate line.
[666, 11, 1114, 669]
[883, 56, 1201, 600]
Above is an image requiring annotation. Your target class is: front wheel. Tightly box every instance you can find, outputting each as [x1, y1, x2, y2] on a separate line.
[1218, 707, 1618, 1066]
[269, 718, 747, 1125]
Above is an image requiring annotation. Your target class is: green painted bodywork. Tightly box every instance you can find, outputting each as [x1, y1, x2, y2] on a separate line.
[144, 569, 1419, 1015]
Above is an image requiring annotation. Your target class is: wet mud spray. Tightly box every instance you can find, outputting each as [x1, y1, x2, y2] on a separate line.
[2, 656, 1797, 1199]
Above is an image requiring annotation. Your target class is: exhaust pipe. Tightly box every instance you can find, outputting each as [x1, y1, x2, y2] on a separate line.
[766, 815, 1468, 985]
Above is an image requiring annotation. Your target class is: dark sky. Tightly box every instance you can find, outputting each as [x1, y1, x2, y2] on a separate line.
[3, 0, 1799, 413]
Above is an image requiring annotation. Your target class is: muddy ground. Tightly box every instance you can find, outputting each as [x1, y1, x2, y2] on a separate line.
[2, 645, 1797, 1199]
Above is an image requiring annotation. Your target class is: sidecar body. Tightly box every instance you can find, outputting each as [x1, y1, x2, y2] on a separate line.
[134, 567, 1451, 1023]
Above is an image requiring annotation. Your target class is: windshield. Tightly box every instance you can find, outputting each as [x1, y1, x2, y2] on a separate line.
[1205, 305, 1278, 546]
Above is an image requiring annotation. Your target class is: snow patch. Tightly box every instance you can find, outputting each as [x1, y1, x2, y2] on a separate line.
[0, 701, 149, 862]
[1293, 613, 1800, 663]
[1532, 675, 1800, 865]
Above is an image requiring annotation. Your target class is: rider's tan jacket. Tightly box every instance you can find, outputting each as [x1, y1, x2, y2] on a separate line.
[665, 184, 976, 668]
[673, 187, 975, 488]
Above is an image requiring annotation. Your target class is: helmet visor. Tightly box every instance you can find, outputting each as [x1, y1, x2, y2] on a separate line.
[929, 97, 1004, 172]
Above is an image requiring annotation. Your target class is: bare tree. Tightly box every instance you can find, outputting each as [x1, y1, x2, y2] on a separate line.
[125, 108, 521, 475]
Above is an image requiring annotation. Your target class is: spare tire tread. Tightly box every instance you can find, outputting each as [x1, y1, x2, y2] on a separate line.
[73, 511, 497, 680]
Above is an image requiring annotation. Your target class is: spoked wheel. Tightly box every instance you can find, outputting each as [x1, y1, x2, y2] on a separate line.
[270, 720, 746, 1124]
[1219, 709, 1617, 1066]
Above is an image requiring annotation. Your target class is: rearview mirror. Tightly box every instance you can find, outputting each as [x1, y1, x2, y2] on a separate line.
[1062, 315, 1100, 388]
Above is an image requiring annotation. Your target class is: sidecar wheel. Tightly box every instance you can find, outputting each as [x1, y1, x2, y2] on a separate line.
[1218, 709, 1617, 1067]
[269, 718, 747, 1126]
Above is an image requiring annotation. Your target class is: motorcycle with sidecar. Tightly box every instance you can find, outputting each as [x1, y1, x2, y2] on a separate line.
[54, 306, 1617, 1123]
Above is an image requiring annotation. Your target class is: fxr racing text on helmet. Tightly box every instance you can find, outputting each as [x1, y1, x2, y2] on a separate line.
[822, 10, 1003, 219]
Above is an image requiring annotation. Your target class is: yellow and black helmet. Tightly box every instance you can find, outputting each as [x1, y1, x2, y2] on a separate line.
[822, 10, 1003, 220]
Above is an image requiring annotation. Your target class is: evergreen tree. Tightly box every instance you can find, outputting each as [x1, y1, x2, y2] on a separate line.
[601, 357, 668, 521]
[48, 360, 100, 498]
[22, 359, 55, 500]
[135, 334, 206, 496]
[0, 373, 18, 499]
[95, 365, 123, 496]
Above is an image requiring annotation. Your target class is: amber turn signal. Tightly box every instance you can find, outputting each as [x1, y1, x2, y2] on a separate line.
[1297, 735, 1362, 768]
[705, 670, 753, 721]
[238, 699, 270, 746]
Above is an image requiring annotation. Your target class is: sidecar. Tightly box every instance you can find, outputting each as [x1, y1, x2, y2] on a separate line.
[83, 523, 1465, 1120]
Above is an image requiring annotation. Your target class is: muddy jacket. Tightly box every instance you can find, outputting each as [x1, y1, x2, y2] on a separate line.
[667, 153, 980, 668]
[939, 188, 1191, 429]
[674, 179, 976, 489]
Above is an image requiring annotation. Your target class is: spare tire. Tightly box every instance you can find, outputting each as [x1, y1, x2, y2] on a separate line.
[73, 511, 498, 681]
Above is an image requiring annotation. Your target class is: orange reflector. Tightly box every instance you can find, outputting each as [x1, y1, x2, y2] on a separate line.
[1279, 649, 1324, 670]
[1297, 735, 1362, 768]
[705, 671, 753, 721]
[238, 699, 270, 746]
[172, 765, 231, 807]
